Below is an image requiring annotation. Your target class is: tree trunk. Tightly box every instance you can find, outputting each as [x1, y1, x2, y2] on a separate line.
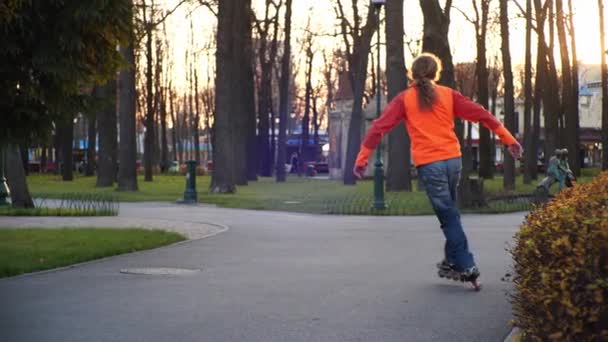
[420, 0, 471, 202]
[96, 80, 118, 187]
[257, 28, 272, 177]
[211, 0, 254, 192]
[601, 0, 608, 170]
[556, 0, 579, 176]
[117, 42, 139, 192]
[5, 144, 34, 208]
[500, 0, 516, 191]
[523, 0, 535, 184]
[386, 0, 411, 192]
[144, 23, 155, 182]
[533, 0, 546, 179]
[59, 116, 74, 181]
[86, 113, 96, 176]
[568, 0, 580, 174]
[420, 0, 455, 87]
[193, 68, 202, 167]
[302, 46, 313, 166]
[276, 0, 292, 183]
[476, 0, 493, 179]
[343, 6, 379, 185]
[160, 90, 169, 172]
[543, 0, 560, 160]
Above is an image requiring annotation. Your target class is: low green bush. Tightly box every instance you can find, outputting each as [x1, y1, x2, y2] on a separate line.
[511, 172, 608, 341]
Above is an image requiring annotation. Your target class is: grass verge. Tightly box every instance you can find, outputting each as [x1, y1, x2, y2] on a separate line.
[0, 228, 185, 278]
[27, 173, 595, 215]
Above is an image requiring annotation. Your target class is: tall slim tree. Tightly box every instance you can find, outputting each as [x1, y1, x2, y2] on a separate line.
[419, 0, 476, 203]
[385, 0, 411, 191]
[96, 80, 118, 187]
[457, 0, 492, 178]
[567, 0, 579, 171]
[211, 0, 255, 192]
[58, 116, 74, 181]
[523, 0, 535, 183]
[600, 0, 608, 170]
[254, 0, 282, 177]
[117, 42, 139, 191]
[556, 0, 579, 176]
[543, 0, 560, 160]
[500, 0, 516, 191]
[276, 0, 293, 183]
[336, 1, 379, 185]
[142, 1, 156, 182]
[301, 33, 314, 167]
[532, 0, 547, 178]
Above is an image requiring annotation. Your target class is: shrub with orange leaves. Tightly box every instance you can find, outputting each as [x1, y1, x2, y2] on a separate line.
[511, 172, 608, 341]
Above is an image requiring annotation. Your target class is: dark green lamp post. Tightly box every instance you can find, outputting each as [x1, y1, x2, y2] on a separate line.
[182, 160, 198, 203]
[371, 0, 386, 210]
[0, 146, 11, 207]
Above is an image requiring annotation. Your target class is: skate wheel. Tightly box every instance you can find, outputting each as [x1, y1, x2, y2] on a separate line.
[471, 280, 482, 291]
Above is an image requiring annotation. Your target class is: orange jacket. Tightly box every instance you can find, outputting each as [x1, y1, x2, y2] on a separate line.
[356, 84, 517, 167]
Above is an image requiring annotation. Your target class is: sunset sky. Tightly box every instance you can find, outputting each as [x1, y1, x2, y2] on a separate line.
[160, 0, 607, 91]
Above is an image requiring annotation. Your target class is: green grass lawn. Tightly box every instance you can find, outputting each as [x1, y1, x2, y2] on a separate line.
[0, 228, 185, 278]
[26, 172, 598, 215]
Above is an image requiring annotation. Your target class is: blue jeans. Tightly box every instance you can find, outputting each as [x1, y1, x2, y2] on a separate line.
[417, 157, 475, 271]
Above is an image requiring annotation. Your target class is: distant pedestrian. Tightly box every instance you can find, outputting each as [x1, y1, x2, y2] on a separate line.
[290, 152, 299, 174]
[353, 53, 522, 289]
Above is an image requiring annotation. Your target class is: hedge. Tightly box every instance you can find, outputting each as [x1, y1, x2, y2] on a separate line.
[511, 172, 608, 341]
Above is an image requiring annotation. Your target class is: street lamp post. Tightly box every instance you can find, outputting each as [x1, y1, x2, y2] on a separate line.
[371, 0, 386, 210]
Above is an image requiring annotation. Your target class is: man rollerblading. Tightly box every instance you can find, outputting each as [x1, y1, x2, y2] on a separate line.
[353, 53, 522, 291]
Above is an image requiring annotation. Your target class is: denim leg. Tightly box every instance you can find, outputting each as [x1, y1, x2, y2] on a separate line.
[418, 158, 475, 270]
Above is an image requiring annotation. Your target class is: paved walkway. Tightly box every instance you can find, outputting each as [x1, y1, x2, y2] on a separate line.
[0, 203, 525, 342]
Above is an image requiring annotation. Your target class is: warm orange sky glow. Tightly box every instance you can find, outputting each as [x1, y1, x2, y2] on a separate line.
[161, 0, 608, 91]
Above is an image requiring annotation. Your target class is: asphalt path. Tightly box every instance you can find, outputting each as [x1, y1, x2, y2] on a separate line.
[0, 203, 525, 342]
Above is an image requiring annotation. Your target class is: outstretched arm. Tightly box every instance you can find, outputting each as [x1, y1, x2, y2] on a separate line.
[452, 90, 523, 159]
[353, 92, 406, 178]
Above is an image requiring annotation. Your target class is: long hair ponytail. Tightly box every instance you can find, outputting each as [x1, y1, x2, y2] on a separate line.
[408, 53, 442, 110]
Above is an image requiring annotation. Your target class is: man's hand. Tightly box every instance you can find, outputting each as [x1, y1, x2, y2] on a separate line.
[508, 142, 523, 159]
[353, 165, 366, 179]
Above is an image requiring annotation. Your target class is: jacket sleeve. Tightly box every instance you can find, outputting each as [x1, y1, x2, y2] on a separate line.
[355, 92, 406, 167]
[452, 90, 518, 146]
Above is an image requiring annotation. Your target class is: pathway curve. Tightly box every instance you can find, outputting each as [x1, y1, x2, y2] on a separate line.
[0, 202, 525, 342]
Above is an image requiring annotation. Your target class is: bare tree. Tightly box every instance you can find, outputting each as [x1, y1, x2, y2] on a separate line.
[276, 0, 293, 182]
[141, 0, 157, 181]
[58, 116, 74, 181]
[211, 0, 255, 192]
[254, 0, 282, 177]
[117, 37, 139, 191]
[455, 0, 493, 178]
[96, 80, 118, 187]
[385, 0, 411, 191]
[335, 0, 379, 185]
[522, 0, 535, 183]
[301, 28, 315, 168]
[500, 0, 516, 191]
[556, 0, 579, 176]
[544, 0, 560, 160]
[567, 0, 579, 172]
